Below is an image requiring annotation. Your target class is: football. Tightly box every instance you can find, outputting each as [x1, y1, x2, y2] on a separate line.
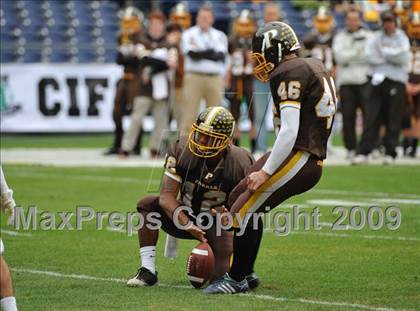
[186, 242, 215, 288]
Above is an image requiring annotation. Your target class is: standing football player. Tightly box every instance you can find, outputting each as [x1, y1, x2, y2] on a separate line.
[226, 10, 257, 152]
[1, 166, 18, 311]
[127, 107, 255, 286]
[402, 11, 420, 157]
[204, 22, 336, 294]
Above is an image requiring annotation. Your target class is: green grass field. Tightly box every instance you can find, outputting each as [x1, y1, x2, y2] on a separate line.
[1, 164, 419, 311]
[0, 132, 345, 149]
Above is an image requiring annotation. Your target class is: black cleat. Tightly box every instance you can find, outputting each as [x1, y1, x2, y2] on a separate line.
[203, 273, 249, 294]
[127, 267, 158, 287]
[246, 272, 260, 290]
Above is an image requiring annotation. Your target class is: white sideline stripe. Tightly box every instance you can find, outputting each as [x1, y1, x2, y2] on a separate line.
[187, 275, 204, 283]
[11, 268, 190, 289]
[191, 248, 208, 256]
[8, 171, 160, 185]
[245, 294, 401, 311]
[11, 268, 403, 311]
[0, 229, 33, 237]
[290, 231, 420, 242]
[307, 199, 420, 207]
[313, 189, 420, 200]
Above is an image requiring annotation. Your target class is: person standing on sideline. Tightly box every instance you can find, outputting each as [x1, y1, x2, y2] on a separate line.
[226, 10, 257, 151]
[180, 5, 228, 137]
[1, 166, 18, 311]
[105, 7, 144, 155]
[357, 11, 410, 164]
[120, 10, 173, 158]
[402, 11, 420, 158]
[333, 8, 370, 163]
[252, 2, 282, 157]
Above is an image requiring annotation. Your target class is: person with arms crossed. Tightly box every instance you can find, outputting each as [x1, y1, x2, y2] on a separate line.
[179, 5, 228, 137]
[204, 22, 336, 294]
[127, 107, 255, 286]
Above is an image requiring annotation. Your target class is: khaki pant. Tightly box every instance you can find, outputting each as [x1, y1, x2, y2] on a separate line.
[179, 72, 223, 137]
[122, 96, 169, 152]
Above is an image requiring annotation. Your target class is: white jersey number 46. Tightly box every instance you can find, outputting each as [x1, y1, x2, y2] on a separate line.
[315, 76, 337, 129]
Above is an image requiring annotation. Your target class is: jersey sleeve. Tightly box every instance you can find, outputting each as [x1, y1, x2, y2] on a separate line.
[163, 141, 182, 183]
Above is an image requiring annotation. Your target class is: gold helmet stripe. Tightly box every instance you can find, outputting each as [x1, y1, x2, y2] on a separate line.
[204, 107, 224, 126]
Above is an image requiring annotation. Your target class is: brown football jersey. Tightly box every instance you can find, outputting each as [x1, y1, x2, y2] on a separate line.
[163, 137, 254, 214]
[269, 57, 337, 159]
[409, 39, 420, 83]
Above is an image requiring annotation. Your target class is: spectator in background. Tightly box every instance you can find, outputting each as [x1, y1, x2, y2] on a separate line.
[179, 5, 228, 137]
[166, 22, 184, 135]
[227, 10, 257, 152]
[105, 7, 144, 155]
[168, 3, 191, 132]
[120, 10, 173, 158]
[357, 11, 410, 164]
[303, 6, 336, 74]
[252, 1, 281, 157]
[402, 11, 420, 158]
[333, 8, 371, 163]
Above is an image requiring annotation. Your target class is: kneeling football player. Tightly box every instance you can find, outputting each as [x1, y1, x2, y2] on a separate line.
[204, 22, 336, 294]
[127, 107, 255, 287]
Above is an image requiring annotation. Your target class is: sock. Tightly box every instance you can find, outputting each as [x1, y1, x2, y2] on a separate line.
[0, 296, 18, 311]
[140, 246, 156, 274]
[410, 138, 418, 157]
[230, 218, 263, 282]
[402, 137, 410, 155]
[250, 139, 257, 154]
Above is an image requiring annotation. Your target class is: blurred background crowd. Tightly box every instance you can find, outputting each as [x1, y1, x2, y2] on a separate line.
[1, 0, 419, 164]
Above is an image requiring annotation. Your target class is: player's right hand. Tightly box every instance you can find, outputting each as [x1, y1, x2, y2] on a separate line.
[186, 224, 207, 243]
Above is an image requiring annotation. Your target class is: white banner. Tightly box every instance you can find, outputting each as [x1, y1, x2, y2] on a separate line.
[0, 63, 273, 133]
[0, 63, 125, 133]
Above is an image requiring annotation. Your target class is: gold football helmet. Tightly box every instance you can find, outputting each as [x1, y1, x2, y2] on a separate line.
[169, 2, 192, 30]
[233, 9, 257, 38]
[120, 6, 143, 43]
[313, 6, 334, 34]
[189, 107, 235, 158]
[407, 11, 420, 39]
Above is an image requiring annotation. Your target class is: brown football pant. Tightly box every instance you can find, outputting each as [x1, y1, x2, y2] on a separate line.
[228, 150, 323, 228]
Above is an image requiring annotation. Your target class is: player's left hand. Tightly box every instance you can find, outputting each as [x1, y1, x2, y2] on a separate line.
[247, 170, 270, 192]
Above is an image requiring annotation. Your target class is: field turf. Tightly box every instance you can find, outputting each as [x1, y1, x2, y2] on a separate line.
[0, 164, 419, 311]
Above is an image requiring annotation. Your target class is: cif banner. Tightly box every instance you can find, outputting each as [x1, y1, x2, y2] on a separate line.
[1, 63, 123, 133]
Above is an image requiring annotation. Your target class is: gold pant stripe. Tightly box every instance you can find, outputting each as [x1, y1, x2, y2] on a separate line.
[233, 151, 307, 228]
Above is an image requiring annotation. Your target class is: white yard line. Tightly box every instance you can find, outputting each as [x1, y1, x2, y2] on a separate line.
[290, 231, 420, 242]
[312, 189, 420, 200]
[11, 267, 404, 311]
[7, 171, 161, 185]
[0, 229, 33, 237]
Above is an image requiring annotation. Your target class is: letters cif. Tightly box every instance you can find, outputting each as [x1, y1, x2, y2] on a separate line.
[38, 78, 108, 116]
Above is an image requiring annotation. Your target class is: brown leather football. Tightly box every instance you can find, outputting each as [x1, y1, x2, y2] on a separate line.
[186, 242, 215, 288]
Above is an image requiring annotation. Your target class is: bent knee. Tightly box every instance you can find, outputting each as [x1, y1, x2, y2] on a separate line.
[136, 195, 159, 213]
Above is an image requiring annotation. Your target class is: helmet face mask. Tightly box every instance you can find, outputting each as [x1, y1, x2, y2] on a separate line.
[251, 52, 275, 82]
[188, 107, 235, 158]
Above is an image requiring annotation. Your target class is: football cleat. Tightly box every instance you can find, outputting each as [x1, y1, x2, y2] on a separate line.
[127, 267, 158, 287]
[245, 272, 260, 290]
[202, 273, 249, 294]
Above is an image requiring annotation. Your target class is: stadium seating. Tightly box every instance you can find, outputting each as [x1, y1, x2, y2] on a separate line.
[0, 0, 372, 64]
[0, 0, 120, 63]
